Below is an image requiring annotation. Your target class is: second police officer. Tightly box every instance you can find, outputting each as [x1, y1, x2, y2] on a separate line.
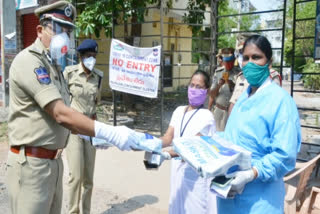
[64, 39, 103, 214]
[208, 48, 240, 131]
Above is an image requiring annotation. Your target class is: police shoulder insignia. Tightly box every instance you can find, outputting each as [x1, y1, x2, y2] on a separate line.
[34, 67, 51, 84]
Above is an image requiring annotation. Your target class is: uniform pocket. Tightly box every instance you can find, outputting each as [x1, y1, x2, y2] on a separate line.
[5, 152, 22, 191]
[70, 83, 83, 98]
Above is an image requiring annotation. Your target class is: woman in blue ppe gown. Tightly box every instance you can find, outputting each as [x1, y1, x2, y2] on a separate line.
[217, 35, 301, 214]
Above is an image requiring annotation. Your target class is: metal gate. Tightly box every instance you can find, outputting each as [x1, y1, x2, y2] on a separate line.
[291, 0, 320, 160]
[73, 0, 320, 152]
[92, 1, 218, 136]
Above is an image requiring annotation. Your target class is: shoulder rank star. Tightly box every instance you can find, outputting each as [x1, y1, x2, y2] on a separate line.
[34, 67, 51, 84]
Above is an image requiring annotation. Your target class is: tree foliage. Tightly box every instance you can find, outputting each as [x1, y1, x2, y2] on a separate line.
[74, 0, 172, 39]
[183, 0, 260, 63]
[75, 0, 113, 38]
[218, 1, 260, 49]
[301, 58, 320, 90]
[284, 0, 316, 72]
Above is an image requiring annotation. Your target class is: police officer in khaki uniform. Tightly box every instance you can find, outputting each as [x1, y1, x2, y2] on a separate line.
[228, 72, 249, 115]
[270, 68, 282, 86]
[6, 2, 137, 214]
[208, 48, 239, 131]
[215, 48, 224, 72]
[64, 39, 103, 214]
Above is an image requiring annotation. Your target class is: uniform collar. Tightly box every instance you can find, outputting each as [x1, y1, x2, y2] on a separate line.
[34, 38, 49, 55]
[30, 38, 53, 63]
[78, 63, 94, 78]
[29, 38, 48, 55]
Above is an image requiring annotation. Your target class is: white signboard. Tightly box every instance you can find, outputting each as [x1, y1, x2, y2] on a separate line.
[4, 32, 16, 50]
[109, 39, 161, 98]
[16, 0, 38, 10]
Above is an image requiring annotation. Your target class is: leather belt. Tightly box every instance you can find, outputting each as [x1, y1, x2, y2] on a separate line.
[10, 146, 63, 160]
[216, 103, 229, 111]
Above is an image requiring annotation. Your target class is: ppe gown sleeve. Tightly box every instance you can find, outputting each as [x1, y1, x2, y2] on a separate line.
[252, 98, 301, 182]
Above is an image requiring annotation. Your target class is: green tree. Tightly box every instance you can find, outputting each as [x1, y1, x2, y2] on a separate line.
[284, 0, 316, 72]
[301, 58, 320, 90]
[74, 0, 172, 44]
[217, 2, 260, 48]
[183, 0, 260, 63]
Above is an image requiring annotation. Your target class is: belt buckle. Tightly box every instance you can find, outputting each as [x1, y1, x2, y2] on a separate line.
[54, 149, 63, 159]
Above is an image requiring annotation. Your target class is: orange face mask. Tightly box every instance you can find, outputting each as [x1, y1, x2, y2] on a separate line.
[224, 61, 234, 71]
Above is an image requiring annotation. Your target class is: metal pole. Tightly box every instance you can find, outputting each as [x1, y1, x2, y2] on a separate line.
[209, 0, 215, 76]
[215, 0, 219, 67]
[1, 0, 16, 107]
[210, 0, 218, 77]
[0, 2, 4, 106]
[111, 1, 117, 126]
[160, 0, 164, 135]
[280, 0, 287, 80]
[291, 0, 296, 97]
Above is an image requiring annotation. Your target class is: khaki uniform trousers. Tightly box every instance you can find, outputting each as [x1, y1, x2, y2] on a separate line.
[66, 134, 96, 214]
[213, 107, 229, 131]
[5, 148, 63, 214]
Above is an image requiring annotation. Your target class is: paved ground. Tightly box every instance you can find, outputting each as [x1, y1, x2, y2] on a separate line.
[0, 140, 170, 214]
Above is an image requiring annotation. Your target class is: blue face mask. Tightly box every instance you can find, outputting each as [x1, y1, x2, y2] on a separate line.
[242, 62, 270, 87]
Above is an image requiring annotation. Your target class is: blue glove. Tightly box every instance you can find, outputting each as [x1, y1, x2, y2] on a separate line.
[92, 137, 113, 149]
[78, 135, 110, 149]
[78, 134, 90, 141]
[132, 135, 163, 153]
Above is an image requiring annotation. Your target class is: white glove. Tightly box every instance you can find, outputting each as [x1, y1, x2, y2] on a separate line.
[227, 169, 255, 197]
[94, 121, 137, 151]
[143, 151, 171, 169]
[160, 151, 171, 160]
[158, 151, 172, 167]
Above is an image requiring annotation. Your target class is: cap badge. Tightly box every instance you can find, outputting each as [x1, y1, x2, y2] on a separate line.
[64, 4, 73, 18]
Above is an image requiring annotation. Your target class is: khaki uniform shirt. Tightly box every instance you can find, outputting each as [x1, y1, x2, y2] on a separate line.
[229, 72, 249, 104]
[211, 67, 240, 107]
[63, 63, 101, 117]
[270, 69, 282, 86]
[8, 38, 70, 150]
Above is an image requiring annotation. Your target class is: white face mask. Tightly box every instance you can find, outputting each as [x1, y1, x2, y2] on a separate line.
[83, 56, 96, 71]
[49, 32, 70, 72]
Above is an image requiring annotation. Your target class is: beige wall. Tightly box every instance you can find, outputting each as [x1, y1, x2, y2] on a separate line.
[88, 8, 197, 97]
